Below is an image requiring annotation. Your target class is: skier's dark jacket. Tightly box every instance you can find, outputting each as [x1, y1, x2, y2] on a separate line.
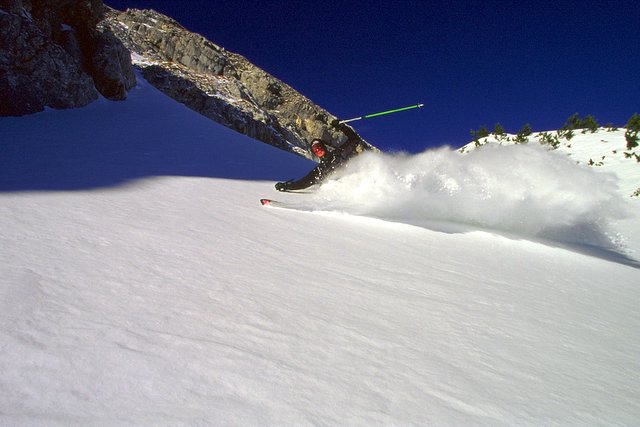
[277, 124, 371, 191]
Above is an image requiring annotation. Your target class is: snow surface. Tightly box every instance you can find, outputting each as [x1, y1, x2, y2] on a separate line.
[1, 76, 640, 426]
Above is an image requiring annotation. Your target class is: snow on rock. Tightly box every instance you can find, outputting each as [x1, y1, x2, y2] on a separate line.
[460, 128, 640, 198]
[1, 77, 639, 425]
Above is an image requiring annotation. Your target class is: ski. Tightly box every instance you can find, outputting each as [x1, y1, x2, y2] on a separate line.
[260, 198, 318, 212]
[259, 198, 306, 211]
[260, 198, 277, 206]
[260, 198, 291, 208]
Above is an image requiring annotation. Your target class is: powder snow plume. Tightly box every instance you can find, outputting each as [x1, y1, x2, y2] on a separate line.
[308, 144, 628, 247]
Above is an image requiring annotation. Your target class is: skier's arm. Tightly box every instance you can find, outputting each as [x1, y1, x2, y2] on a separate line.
[276, 166, 323, 191]
[337, 123, 360, 143]
[331, 121, 371, 154]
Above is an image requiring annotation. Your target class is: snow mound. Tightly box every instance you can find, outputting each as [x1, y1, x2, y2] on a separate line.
[307, 144, 628, 247]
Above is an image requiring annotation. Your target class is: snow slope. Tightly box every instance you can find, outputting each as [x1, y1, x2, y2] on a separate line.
[460, 129, 640, 198]
[1, 77, 639, 426]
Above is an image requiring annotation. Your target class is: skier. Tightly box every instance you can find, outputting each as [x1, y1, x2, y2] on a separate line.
[275, 123, 371, 192]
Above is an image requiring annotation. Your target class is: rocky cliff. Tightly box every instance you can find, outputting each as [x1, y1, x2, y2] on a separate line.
[0, 0, 136, 115]
[1, 2, 372, 158]
[102, 7, 372, 158]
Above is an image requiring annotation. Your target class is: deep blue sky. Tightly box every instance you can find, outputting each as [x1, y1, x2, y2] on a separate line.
[107, 0, 639, 153]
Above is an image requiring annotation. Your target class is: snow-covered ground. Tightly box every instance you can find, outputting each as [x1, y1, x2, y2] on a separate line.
[1, 77, 639, 426]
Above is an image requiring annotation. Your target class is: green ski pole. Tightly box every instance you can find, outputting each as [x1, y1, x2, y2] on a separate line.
[338, 103, 424, 124]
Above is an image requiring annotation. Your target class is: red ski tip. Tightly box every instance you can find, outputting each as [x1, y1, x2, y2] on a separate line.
[260, 198, 272, 206]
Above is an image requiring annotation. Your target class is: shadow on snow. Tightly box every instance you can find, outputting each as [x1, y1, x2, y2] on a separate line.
[0, 79, 312, 192]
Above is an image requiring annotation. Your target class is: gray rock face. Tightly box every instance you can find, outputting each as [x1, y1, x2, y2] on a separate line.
[1, 2, 373, 157]
[91, 24, 136, 100]
[0, 0, 136, 116]
[104, 8, 374, 157]
[0, 6, 98, 115]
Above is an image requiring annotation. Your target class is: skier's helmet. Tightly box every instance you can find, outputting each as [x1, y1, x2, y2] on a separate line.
[311, 139, 327, 158]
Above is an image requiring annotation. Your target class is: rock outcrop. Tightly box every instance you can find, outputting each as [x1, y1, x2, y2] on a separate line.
[103, 7, 373, 158]
[1, 2, 373, 158]
[0, 0, 135, 116]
